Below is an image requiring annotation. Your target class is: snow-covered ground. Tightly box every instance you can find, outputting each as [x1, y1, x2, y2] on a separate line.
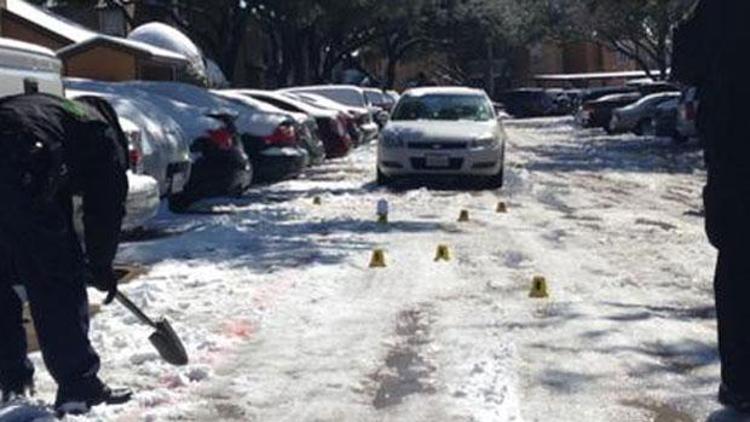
[2, 117, 734, 421]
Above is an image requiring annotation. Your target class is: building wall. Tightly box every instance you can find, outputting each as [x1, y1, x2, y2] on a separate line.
[515, 40, 640, 87]
[0, 13, 68, 50]
[64, 46, 137, 81]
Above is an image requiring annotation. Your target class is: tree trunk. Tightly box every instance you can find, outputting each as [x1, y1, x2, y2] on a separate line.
[485, 38, 495, 98]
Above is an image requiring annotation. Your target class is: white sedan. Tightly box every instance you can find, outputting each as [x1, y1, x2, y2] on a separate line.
[377, 87, 506, 188]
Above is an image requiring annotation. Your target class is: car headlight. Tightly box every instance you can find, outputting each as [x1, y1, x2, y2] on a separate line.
[380, 134, 405, 149]
[470, 135, 498, 149]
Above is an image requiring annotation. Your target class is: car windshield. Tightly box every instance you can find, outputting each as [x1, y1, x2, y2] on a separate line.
[391, 94, 493, 121]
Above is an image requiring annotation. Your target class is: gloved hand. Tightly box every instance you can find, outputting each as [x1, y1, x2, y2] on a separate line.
[86, 265, 118, 305]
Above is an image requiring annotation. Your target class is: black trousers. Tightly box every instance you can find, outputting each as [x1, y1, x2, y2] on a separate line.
[0, 176, 102, 398]
[715, 248, 750, 394]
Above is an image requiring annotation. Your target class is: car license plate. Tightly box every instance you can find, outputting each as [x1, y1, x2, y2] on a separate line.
[425, 155, 450, 168]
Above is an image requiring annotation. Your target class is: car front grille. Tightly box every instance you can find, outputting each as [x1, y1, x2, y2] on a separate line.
[407, 142, 468, 150]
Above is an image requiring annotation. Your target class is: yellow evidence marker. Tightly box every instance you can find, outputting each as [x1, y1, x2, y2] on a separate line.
[434, 245, 452, 262]
[458, 210, 470, 222]
[369, 249, 387, 268]
[529, 276, 550, 298]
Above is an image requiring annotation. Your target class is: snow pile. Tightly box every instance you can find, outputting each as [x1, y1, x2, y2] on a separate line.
[129, 23, 206, 81]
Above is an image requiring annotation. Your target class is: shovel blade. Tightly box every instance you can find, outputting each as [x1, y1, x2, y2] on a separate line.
[149, 318, 189, 366]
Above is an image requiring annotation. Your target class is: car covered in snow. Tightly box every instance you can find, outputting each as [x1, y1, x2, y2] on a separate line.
[215, 90, 326, 168]
[377, 87, 506, 188]
[127, 82, 309, 184]
[65, 87, 192, 200]
[283, 91, 365, 147]
[609, 92, 682, 136]
[64, 79, 252, 209]
[225, 89, 353, 159]
[280, 85, 379, 143]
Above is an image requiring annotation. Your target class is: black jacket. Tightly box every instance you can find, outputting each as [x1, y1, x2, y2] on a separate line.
[672, 1, 750, 249]
[673, 1, 750, 178]
[0, 93, 128, 272]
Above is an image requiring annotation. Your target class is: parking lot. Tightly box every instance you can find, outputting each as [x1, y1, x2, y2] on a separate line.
[4, 117, 719, 421]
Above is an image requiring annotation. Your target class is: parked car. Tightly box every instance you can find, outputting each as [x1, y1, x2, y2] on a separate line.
[627, 80, 681, 96]
[124, 81, 308, 184]
[284, 91, 365, 146]
[65, 87, 192, 200]
[363, 87, 395, 126]
[497, 88, 555, 118]
[216, 90, 325, 166]
[280, 85, 379, 143]
[65, 79, 252, 209]
[226, 89, 353, 159]
[0, 37, 63, 97]
[609, 92, 681, 135]
[577, 92, 643, 132]
[653, 98, 681, 139]
[578, 86, 639, 104]
[676, 87, 700, 143]
[377, 87, 506, 188]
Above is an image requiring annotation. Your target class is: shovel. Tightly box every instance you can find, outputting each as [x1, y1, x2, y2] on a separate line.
[115, 291, 189, 366]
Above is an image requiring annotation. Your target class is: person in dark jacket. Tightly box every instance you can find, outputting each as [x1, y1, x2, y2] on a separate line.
[0, 93, 132, 415]
[672, 1, 750, 413]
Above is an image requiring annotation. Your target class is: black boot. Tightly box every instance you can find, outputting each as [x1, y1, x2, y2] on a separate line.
[54, 383, 132, 416]
[719, 383, 750, 413]
[1, 377, 35, 403]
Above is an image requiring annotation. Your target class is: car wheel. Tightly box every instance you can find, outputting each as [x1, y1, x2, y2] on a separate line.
[376, 167, 392, 186]
[637, 119, 656, 137]
[485, 165, 505, 190]
[168, 192, 193, 214]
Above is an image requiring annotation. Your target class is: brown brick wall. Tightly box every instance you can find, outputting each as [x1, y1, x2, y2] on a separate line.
[64, 46, 137, 81]
[1, 13, 68, 50]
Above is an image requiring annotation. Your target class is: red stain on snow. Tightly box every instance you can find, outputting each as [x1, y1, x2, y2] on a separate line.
[223, 319, 258, 339]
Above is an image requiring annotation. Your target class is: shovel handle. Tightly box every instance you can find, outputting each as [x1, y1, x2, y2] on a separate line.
[115, 291, 158, 329]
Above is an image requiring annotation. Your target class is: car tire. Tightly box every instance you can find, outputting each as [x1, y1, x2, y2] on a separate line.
[636, 119, 655, 137]
[376, 167, 392, 186]
[168, 192, 193, 214]
[485, 165, 505, 190]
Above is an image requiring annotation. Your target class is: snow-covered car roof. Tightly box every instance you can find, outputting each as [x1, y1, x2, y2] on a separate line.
[225, 89, 339, 119]
[129, 22, 203, 64]
[284, 91, 367, 116]
[403, 86, 488, 97]
[128, 22, 206, 78]
[122, 81, 289, 137]
[4, 0, 96, 44]
[282, 85, 368, 109]
[65, 79, 222, 142]
[215, 90, 306, 125]
[0, 36, 57, 57]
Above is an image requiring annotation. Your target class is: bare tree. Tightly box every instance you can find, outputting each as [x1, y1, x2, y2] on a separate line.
[553, 0, 698, 80]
